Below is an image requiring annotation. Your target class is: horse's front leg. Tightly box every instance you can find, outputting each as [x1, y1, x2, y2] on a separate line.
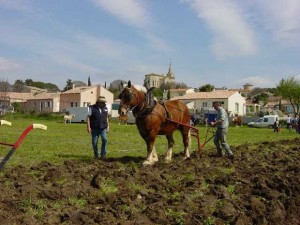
[143, 135, 157, 166]
[165, 133, 174, 162]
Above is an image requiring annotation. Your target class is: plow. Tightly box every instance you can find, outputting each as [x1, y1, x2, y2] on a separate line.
[0, 120, 47, 171]
[166, 118, 215, 153]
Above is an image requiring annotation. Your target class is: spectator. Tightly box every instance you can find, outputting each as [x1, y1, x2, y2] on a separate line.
[273, 117, 280, 133]
[86, 96, 110, 160]
[287, 115, 292, 130]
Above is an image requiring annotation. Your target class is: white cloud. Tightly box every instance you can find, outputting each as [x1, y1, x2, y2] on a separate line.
[238, 76, 276, 88]
[0, 57, 21, 71]
[0, 0, 34, 13]
[90, 0, 171, 54]
[90, 0, 151, 28]
[75, 32, 135, 59]
[253, 0, 300, 47]
[182, 0, 258, 58]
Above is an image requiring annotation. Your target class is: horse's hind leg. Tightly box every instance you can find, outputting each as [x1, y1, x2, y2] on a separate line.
[165, 133, 174, 162]
[181, 127, 191, 159]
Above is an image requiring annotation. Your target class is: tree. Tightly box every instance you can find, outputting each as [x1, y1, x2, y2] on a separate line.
[63, 79, 73, 91]
[0, 79, 11, 92]
[276, 76, 300, 115]
[199, 84, 215, 92]
[167, 89, 170, 100]
[88, 76, 91, 86]
[108, 79, 127, 99]
[0, 79, 12, 110]
[152, 88, 163, 98]
[252, 92, 269, 105]
[175, 82, 188, 89]
[12, 80, 30, 92]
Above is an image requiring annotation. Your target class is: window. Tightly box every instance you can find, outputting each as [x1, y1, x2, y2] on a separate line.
[46, 101, 52, 108]
[202, 102, 208, 107]
[235, 103, 239, 112]
[71, 102, 78, 107]
[83, 102, 91, 107]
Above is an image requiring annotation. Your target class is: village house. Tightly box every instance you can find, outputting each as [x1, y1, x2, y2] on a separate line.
[23, 92, 60, 113]
[162, 88, 195, 99]
[0, 92, 34, 114]
[59, 85, 113, 112]
[171, 90, 246, 116]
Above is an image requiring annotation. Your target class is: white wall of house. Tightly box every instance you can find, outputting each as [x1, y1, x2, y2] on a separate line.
[25, 97, 60, 113]
[79, 86, 98, 107]
[186, 93, 245, 116]
[227, 92, 246, 116]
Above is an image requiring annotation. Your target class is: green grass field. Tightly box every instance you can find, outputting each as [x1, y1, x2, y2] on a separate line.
[0, 114, 298, 169]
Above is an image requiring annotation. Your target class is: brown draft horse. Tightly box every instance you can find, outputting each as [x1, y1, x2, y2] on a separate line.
[118, 81, 191, 165]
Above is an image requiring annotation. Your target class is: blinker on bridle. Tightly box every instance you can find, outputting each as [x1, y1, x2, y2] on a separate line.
[119, 88, 144, 113]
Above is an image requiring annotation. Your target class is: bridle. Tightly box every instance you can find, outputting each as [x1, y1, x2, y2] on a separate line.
[119, 87, 146, 114]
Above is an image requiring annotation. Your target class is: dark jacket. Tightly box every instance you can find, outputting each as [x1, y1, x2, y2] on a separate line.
[89, 104, 108, 129]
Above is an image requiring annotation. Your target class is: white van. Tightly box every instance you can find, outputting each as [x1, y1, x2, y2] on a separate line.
[247, 115, 278, 128]
[127, 111, 136, 124]
[65, 104, 112, 123]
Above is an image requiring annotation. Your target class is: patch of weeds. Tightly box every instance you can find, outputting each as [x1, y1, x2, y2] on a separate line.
[55, 177, 68, 185]
[165, 208, 186, 225]
[121, 204, 132, 214]
[164, 174, 181, 189]
[52, 200, 67, 211]
[215, 199, 224, 208]
[97, 178, 119, 196]
[26, 170, 46, 180]
[204, 216, 215, 225]
[127, 182, 150, 193]
[4, 180, 14, 188]
[226, 184, 235, 196]
[182, 173, 195, 181]
[18, 197, 47, 221]
[191, 190, 204, 200]
[68, 197, 87, 208]
[200, 181, 209, 190]
[168, 192, 182, 203]
[220, 167, 235, 174]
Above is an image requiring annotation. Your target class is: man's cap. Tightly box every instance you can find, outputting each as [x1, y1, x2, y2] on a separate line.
[96, 96, 106, 103]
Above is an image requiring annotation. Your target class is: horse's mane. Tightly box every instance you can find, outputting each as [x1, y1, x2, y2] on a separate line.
[123, 83, 147, 93]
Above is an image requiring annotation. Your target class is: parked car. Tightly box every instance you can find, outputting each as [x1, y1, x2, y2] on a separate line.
[247, 115, 278, 128]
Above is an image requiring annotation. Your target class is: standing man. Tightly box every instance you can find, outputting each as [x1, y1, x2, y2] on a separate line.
[286, 114, 291, 130]
[210, 101, 234, 159]
[86, 96, 110, 160]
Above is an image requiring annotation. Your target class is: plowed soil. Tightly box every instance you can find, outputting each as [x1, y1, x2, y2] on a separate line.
[1, 138, 300, 225]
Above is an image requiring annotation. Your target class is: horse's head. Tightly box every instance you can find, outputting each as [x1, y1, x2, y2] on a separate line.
[118, 80, 145, 115]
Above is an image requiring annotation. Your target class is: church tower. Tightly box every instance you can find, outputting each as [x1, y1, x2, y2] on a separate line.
[166, 62, 174, 78]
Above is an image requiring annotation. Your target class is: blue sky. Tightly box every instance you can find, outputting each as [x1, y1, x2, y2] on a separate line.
[0, 0, 300, 90]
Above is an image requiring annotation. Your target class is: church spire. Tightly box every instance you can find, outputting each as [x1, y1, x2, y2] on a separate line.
[167, 61, 174, 77]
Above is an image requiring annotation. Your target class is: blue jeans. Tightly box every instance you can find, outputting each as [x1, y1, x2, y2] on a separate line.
[91, 128, 107, 158]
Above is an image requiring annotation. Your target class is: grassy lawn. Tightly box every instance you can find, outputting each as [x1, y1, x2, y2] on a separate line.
[0, 114, 298, 169]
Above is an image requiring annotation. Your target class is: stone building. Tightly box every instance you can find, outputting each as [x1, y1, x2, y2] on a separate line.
[144, 63, 175, 88]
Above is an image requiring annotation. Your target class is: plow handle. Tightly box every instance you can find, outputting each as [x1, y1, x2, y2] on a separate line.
[0, 120, 12, 126]
[0, 123, 47, 171]
[33, 124, 47, 130]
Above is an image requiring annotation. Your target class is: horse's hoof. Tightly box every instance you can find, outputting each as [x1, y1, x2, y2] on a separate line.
[152, 157, 159, 162]
[143, 160, 153, 166]
[164, 157, 172, 163]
